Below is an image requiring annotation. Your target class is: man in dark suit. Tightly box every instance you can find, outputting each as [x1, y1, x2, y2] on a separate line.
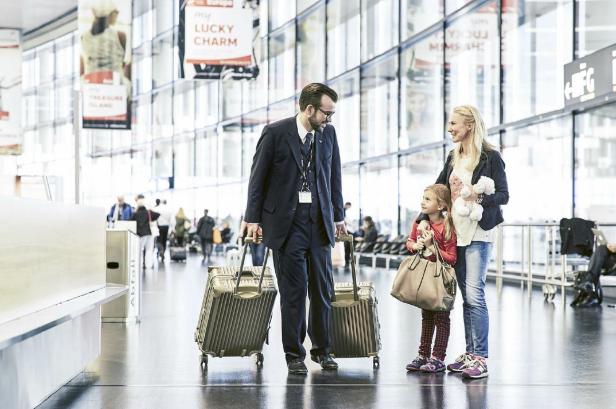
[243, 83, 347, 375]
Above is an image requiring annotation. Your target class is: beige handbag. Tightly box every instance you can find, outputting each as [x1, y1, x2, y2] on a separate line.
[390, 245, 457, 311]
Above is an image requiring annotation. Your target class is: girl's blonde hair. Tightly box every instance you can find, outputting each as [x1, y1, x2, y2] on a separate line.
[425, 184, 455, 241]
[451, 105, 494, 171]
[176, 207, 186, 219]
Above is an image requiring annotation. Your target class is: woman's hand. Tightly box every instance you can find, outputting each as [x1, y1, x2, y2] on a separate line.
[608, 243, 616, 253]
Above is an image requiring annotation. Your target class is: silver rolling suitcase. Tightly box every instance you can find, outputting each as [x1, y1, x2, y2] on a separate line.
[330, 234, 382, 368]
[195, 238, 277, 370]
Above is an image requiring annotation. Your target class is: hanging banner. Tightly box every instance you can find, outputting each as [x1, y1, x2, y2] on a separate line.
[179, 0, 259, 80]
[0, 29, 22, 155]
[79, 0, 132, 129]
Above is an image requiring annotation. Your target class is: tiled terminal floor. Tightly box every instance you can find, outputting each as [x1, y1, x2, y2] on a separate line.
[38, 253, 616, 409]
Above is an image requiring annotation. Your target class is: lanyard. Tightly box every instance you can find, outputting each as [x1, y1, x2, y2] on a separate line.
[299, 136, 315, 191]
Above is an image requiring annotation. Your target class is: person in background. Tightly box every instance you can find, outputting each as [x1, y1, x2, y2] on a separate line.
[107, 195, 133, 225]
[132, 194, 159, 271]
[174, 208, 190, 246]
[197, 209, 216, 264]
[154, 199, 172, 262]
[220, 221, 233, 244]
[356, 216, 378, 243]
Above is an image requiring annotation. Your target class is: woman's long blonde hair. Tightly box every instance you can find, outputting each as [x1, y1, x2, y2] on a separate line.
[425, 184, 455, 241]
[451, 105, 494, 171]
[176, 207, 186, 219]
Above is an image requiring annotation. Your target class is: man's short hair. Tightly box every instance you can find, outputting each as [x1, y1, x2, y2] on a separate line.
[136, 194, 145, 200]
[299, 83, 338, 112]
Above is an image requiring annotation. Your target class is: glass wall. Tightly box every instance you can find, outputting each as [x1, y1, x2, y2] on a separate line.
[16, 0, 616, 231]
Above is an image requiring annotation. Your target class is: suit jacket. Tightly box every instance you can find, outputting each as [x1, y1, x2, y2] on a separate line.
[244, 116, 345, 250]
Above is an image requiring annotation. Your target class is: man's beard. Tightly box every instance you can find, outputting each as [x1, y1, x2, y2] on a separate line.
[308, 114, 324, 131]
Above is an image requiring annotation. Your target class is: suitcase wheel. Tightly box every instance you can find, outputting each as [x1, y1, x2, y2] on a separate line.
[201, 355, 208, 370]
[256, 353, 264, 367]
[373, 356, 380, 369]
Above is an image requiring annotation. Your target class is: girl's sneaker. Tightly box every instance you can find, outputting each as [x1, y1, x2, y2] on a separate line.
[420, 357, 446, 373]
[462, 356, 488, 379]
[406, 355, 428, 372]
[446, 352, 474, 372]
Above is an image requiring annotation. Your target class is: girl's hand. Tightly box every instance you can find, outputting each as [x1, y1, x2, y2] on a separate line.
[412, 242, 425, 251]
[421, 230, 433, 247]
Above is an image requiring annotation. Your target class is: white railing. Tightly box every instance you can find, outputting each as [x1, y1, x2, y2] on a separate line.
[491, 222, 616, 301]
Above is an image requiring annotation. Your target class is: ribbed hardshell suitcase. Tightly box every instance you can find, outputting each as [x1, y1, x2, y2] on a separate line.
[330, 234, 382, 368]
[195, 239, 277, 370]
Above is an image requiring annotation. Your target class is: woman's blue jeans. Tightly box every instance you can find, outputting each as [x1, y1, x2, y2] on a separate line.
[456, 241, 492, 358]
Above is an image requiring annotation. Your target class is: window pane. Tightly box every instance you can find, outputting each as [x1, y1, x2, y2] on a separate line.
[152, 33, 174, 88]
[222, 79, 243, 120]
[329, 70, 360, 162]
[196, 128, 218, 184]
[361, 0, 399, 62]
[133, 43, 152, 95]
[243, 37, 268, 112]
[55, 81, 73, 122]
[399, 148, 444, 234]
[326, 0, 360, 78]
[446, 0, 473, 13]
[269, 26, 296, 102]
[298, 0, 319, 13]
[360, 157, 398, 236]
[132, 146, 154, 191]
[152, 88, 173, 139]
[173, 82, 195, 134]
[153, 140, 173, 177]
[55, 36, 74, 80]
[270, 0, 295, 30]
[242, 109, 268, 180]
[23, 94, 37, 128]
[445, 2, 499, 128]
[502, 116, 572, 221]
[37, 44, 54, 84]
[154, 0, 174, 35]
[219, 122, 242, 183]
[401, 0, 443, 41]
[217, 183, 242, 231]
[195, 81, 219, 127]
[297, 5, 325, 91]
[37, 85, 54, 124]
[574, 104, 616, 223]
[174, 134, 195, 188]
[502, 0, 573, 122]
[576, 0, 616, 58]
[111, 154, 132, 194]
[400, 31, 444, 150]
[360, 52, 398, 158]
[268, 98, 296, 123]
[133, 95, 152, 145]
[23, 52, 37, 89]
[342, 165, 360, 231]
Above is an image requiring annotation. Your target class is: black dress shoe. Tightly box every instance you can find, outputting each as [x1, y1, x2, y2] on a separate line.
[311, 353, 338, 370]
[287, 360, 308, 375]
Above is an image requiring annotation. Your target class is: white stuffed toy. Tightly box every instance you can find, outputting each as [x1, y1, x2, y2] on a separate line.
[455, 176, 495, 221]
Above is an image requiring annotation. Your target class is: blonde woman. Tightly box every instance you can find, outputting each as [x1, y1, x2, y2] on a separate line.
[174, 208, 190, 246]
[420, 105, 509, 379]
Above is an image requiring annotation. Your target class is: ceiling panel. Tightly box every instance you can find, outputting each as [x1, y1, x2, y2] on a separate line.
[0, 0, 76, 33]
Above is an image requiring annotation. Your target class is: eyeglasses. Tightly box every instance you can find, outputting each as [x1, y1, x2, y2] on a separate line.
[318, 108, 335, 120]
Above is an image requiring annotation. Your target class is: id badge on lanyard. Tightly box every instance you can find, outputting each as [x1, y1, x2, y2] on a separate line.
[299, 139, 314, 204]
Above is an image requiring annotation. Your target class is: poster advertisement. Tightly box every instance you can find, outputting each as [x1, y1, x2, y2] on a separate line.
[179, 0, 259, 80]
[79, 0, 132, 129]
[0, 29, 22, 155]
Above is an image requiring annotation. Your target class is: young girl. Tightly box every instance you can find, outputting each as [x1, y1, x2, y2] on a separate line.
[405, 184, 457, 373]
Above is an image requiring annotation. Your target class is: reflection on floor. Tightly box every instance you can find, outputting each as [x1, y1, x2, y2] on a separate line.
[38, 251, 616, 409]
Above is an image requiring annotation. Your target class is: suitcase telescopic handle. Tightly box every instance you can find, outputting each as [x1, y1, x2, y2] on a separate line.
[235, 236, 270, 294]
[334, 234, 359, 302]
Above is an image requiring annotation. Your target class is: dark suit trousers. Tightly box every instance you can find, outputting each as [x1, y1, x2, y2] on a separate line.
[273, 205, 333, 363]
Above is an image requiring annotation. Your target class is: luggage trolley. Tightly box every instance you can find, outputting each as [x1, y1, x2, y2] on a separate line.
[194, 237, 277, 370]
